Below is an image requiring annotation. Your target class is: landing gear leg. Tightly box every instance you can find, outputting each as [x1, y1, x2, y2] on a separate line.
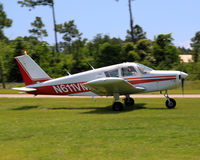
[124, 95, 135, 106]
[112, 93, 123, 111]
[164, 90, 176, 109]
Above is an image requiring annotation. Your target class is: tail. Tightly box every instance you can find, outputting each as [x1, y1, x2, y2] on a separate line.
[15, 54, 51, 86]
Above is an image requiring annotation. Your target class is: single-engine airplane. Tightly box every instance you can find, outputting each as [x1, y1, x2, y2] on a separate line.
[13, 54, 188, 111]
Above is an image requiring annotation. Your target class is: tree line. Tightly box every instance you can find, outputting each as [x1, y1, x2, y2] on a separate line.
[0, 1, 200, 88]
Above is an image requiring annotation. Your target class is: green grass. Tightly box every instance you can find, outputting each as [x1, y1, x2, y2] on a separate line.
[0, 83, 25, 94]
[0, 98, 200, 160]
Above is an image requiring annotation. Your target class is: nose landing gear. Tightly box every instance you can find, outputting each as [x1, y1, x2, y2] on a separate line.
[164, 90, 176, 109]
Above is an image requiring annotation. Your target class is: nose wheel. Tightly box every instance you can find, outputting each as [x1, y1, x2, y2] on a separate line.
[164, 90, 176, 109]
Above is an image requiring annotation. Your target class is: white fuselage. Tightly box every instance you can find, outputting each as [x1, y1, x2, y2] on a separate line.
[27, 62, 182, 96]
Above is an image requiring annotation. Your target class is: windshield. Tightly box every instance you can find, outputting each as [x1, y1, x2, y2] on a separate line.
[136, 63, 153, 74]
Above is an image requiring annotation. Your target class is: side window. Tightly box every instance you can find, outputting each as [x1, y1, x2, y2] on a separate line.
[121, 66, 137, 77]
[105, 69, 119, 77]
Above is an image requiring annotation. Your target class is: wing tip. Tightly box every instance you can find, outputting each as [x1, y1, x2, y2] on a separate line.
[12, 87, 37, 92]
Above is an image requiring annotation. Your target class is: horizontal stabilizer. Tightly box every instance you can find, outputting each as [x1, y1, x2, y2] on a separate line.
[12, 87, 37, 92]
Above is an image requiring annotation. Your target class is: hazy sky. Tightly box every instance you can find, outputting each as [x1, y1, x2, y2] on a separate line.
[2, 0, 200, 48]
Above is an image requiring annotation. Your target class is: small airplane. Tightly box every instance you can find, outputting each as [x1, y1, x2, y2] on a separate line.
[13, 53, 188, 111]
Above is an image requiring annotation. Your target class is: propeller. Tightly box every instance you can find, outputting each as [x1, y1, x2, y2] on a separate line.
[181, 61, 184, 96]
[180, 61, 188, 96]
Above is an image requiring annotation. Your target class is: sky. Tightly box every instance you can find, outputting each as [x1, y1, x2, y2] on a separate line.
[1, 0, 200, 48]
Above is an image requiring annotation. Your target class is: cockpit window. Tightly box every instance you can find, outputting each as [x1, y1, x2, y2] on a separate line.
[136, 63, 153, 74]
[121, 66, 137, 77]
[105, 69, 119, 77]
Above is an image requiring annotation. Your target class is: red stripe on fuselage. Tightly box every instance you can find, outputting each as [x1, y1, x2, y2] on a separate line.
[127, 77, 176, 85]
[125, 75, 176, 80]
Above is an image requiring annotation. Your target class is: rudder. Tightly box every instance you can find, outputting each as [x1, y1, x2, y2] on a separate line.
[15, 54, 51, 85]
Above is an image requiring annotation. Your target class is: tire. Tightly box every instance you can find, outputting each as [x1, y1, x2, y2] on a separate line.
[124, 98, 135, 106]
[165, 98, 176, 109]
[112, 102, 124, 111]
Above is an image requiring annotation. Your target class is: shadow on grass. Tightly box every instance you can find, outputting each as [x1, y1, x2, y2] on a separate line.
[12, 105, 39, 110]
[47, 103, 167, 114]
[82, 103, 147, 114]
[47, 105, 144, 114]
[11, 104, 167, 113]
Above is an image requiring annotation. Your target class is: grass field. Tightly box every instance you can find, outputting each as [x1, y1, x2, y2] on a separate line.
[0, 97, 200, 160]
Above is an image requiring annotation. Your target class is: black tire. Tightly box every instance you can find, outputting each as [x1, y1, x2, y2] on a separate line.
[124, 98, 135, 106]
[112, 102, 124, 111]
[165, 98, 176, 109]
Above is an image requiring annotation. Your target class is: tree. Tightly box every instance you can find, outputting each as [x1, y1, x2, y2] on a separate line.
[191, 31, 200, 62]
[7, 37, 25, 82]
[0, 3, 12, 87]
[116, 0, 135, 43]
[18, 0, 59, 52]
[86, 34, 123, 59]
[95, 42, 122, 67]
[127, 0, 134, 44]
[0, 56, 6, 88]
[29, 16, 48, 40]
[135, 39, 153, 61]
[153, 34, 180, 69]
[178, 47, 192, 55]
[0, 3, 12, 40]
[121, 42, 140, 62]
[56, 20, 82, 53]
[125, 24, 146, 44]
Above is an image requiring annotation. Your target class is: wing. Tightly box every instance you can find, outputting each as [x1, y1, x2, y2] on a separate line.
[83, 77, 145, 96]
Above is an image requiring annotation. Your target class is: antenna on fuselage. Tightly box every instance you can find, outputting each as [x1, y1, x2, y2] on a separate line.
[87, 62, 95, 70]
[64, 69, 71, 75]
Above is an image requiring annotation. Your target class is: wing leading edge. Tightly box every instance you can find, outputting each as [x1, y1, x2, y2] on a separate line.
[84, 77, 145, 96]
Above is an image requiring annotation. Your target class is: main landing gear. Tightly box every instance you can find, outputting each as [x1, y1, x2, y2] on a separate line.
[112, 94, 134, 111]
[112, 90, 176, 111]
[164, 90, 176, 109]
[124, 94, 135, 106]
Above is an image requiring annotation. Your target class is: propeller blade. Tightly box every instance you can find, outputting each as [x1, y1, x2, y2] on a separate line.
[181, 78, 184, 96]
[181, 62, 185, 96]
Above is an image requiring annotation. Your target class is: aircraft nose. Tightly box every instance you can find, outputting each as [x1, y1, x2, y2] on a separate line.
[180, 72, 188, 79]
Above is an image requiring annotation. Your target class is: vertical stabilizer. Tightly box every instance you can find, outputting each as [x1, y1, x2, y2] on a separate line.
[15, 54, 51, 85]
